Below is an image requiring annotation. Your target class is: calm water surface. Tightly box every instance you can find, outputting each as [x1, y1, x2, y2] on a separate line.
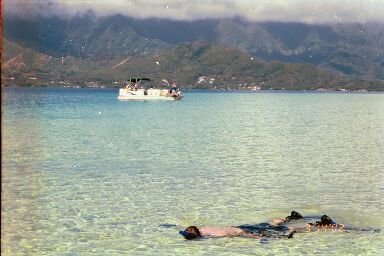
[2, 87, 384, 255]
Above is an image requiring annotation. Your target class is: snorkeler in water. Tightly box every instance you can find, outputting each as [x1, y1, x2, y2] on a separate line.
[179, 225, 296, 240]
[179, 211, 345, 240]
[179, 211, 300, 240]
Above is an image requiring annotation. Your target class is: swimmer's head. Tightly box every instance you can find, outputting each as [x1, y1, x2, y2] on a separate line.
[179, 226, 201, 240]
[316, 215, 336, 225]
[285, 211, 303, 221]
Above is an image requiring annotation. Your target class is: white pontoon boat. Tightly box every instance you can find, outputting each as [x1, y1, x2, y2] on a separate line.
[117, 78, 182, 100]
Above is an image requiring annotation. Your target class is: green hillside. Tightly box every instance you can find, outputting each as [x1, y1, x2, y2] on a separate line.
[2, 39, 383, 91]
[4, 15, 384, 82]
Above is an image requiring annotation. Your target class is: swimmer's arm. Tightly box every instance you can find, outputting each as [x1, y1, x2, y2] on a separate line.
[241, 231, 261, 239]
[199, 227, 245, 237]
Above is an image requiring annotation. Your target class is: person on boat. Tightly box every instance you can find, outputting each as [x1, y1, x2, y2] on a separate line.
[125, 83, 133, 90]
[179, 211, 341, 240]
[170, 82, 179, 96]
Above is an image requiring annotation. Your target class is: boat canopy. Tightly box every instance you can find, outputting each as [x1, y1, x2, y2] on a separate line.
[127, 78, 151, 83]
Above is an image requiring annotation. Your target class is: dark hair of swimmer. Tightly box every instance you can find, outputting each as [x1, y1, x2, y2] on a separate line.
[179, 226, 201, 240]
[285, 211, 303, 221]
[316, 215, 336, 225]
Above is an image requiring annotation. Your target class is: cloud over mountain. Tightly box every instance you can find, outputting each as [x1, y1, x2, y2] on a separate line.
[4, 0, 384, 23]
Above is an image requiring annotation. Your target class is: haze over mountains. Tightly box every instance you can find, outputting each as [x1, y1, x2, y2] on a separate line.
[2, 6, 384, 90]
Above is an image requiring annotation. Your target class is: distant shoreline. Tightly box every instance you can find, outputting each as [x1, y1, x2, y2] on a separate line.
[2, 85, 384, 93]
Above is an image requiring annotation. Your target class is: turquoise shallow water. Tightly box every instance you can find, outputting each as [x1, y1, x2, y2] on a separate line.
[2, 87, 384, 255]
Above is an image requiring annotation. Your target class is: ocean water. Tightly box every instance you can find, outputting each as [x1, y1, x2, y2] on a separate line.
[2, 87, 384, 255]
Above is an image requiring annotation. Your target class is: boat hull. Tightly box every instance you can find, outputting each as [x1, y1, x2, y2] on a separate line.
[117, 88, 182, 101]
[117, 95, 182, 100]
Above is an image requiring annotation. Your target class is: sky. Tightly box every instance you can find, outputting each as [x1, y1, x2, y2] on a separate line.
[4, 0, 384, 23]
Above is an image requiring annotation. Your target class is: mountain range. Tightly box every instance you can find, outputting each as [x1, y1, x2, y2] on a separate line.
[2, 12, 384, 90]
